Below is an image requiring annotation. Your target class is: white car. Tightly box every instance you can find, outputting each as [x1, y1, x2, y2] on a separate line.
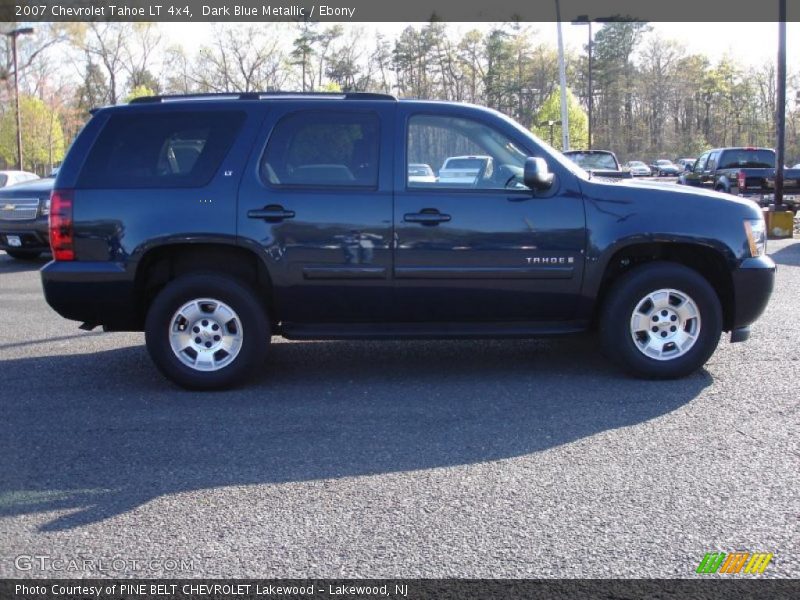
[407, 163, 436, 184]
[438, 155, 493, 185]
[0, 170, 39, 188]
[793, 163, 800, 169]
[623, 161, 652, 177]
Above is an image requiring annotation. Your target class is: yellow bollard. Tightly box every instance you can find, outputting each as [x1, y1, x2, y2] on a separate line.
[763, 207, 795, 239]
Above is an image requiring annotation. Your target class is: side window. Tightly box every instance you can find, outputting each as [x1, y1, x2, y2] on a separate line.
[262, 111, 379, 188]
[79, 111, 245, 188]
[407, 114, 529, 190]
[707, 152, 718, 171]
[694, 153, 709, 173]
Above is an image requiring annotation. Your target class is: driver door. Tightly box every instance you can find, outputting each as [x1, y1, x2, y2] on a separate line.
[392, 106, 586, 322]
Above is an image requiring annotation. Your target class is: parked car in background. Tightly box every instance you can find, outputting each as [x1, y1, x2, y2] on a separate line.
[650, 160, 681, 176]
[0, 170, 39, 188]
[623, 160, 652, 177]
[407, 163, 436, 184]
[438, 155, 493, 185]
[676, 158, 696, 171]
[563, 150, 631, 179]
[792, 163, 800, 169]
[677, 147, 800, 213]
[0, 176, 54, 260]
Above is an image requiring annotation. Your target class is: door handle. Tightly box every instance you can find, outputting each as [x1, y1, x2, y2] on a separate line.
[404, 209, 451, 226]
[247, 205, 296, 222]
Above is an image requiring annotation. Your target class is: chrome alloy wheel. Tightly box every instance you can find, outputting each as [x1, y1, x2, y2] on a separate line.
[629, 288, 701, 361]
[168, 298, 244, 372]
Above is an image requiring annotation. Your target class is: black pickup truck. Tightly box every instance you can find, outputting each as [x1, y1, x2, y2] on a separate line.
[41, 92, 775, 390]
[678, 147, 800, 212]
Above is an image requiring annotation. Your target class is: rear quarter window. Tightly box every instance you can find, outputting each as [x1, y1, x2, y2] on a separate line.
[78, 110, 246, 189]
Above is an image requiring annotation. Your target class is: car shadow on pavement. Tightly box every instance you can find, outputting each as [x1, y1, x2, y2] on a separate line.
[0, 254, 49, 273]
[770, 241, 800, 267]
[0, 337, 712, 531]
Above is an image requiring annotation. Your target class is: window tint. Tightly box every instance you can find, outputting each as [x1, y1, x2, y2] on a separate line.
[79, 111, 245, 189]
[262, 111, 379, 188]
[718, 149, 775, 169]
[407, 115, 529, 190]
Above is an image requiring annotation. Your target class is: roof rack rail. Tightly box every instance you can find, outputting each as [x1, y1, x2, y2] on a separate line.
[129, 91, 396, 104]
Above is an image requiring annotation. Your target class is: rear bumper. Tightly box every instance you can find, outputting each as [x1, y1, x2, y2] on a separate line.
[41, 260, 140, 330]
[0, 217, 49, 251]
[730, 255, 776, 332]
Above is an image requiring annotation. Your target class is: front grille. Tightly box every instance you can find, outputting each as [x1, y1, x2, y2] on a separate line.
[0, 198, 41, 221]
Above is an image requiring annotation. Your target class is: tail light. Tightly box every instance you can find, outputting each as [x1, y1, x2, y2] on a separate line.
[737, 170, 746, 191]
[49, 189, 74, 261]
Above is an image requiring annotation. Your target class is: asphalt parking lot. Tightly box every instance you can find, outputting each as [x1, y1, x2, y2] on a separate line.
[1, 241, 798, 579]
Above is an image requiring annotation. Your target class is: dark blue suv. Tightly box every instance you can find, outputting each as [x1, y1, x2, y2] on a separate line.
[42, 92, 775, 389]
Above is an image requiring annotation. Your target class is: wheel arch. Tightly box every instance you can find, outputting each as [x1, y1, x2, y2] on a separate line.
[132, 242, 278, 330]
[592, 241, 735, 332]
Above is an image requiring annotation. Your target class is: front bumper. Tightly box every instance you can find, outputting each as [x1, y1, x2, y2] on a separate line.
[730, 255, 776, 332]
[0, 217, 50, 252]
[41, 260, 140, 331]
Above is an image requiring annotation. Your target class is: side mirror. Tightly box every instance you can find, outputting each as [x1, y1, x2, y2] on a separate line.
[524, 157, 554, 191]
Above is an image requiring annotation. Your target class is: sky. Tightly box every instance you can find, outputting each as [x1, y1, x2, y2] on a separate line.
[167, 21, 799, 71]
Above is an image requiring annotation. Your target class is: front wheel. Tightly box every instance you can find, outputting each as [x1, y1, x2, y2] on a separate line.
[145, 274, 269, 390]
[599, 262, 722, 378]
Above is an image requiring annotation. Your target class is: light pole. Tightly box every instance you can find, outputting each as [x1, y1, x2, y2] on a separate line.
[537, 120, 562, 147]
[554, 0, 569, 151]
[775, 0, 786, 209]
[5, 27, 34, 171]
[572, 15, 593, 149]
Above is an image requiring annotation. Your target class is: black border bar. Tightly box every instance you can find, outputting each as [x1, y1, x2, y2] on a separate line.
[4, 0, 800, 22]
[2, 579, 800, 600]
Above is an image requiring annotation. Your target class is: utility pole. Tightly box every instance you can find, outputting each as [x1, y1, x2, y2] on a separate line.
[775, 0, 786, 209]
[572, 16, 593, 149]
[5, 27, 35, 171]
[555, 0, 570, 151]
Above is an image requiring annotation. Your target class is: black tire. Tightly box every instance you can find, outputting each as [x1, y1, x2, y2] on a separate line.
[145, 273, 269, 390]
[5, 249, 42, 260]
[599, 262, 722, 379]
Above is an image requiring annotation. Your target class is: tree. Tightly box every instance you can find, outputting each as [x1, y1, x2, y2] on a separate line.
[75, 60, 108, 116]
[532, 88, 589, 150]
[0, 94, 65, 172]
[125, 84, 156, 103]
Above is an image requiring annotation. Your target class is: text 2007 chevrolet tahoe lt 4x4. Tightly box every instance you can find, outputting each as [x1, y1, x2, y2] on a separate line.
[41, 92, 775, 390]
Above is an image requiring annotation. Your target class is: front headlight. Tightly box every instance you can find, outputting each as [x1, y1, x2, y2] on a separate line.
[744, 218, 766, 257]
[41, 198, 50, 216]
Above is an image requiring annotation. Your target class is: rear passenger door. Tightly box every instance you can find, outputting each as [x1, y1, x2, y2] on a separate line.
[238, 102, 395, 324]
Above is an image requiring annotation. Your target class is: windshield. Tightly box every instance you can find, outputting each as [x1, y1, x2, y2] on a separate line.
[565, 152, 618, 170]
[443, 158, 487, 170]
[718, 149, 775, 169]
[408, 165, 433, 176]
[630, 161, 646, 167]
[0, 174, 7, 187]
[656, 160, 673, 166]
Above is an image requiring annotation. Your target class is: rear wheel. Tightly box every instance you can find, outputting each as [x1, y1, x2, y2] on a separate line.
[145, 273, 269, 390]
[599, 262, 722, 378]
[5, 249, 42, 260]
